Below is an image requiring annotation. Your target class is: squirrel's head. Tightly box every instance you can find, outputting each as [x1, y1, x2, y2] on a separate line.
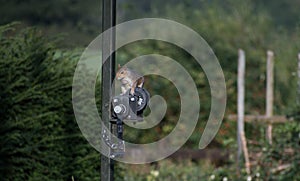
[116, 64, 128, 80]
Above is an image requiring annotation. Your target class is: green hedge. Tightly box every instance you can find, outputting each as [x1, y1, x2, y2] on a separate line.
[0, 23, 101, 180]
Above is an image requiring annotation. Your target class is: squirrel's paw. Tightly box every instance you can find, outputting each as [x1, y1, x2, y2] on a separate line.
[130, 90, 135, 95]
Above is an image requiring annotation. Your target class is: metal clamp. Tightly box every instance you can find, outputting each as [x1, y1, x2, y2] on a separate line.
[102, 121, 125, 158]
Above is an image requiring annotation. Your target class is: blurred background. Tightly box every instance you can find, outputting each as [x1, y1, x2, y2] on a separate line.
[0, 0, 299, 180]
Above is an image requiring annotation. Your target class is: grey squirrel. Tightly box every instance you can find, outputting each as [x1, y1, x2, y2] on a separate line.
[116, 64, 144, 95]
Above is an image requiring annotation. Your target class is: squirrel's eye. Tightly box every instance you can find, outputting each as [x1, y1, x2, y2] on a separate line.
[120, 71, 124, 74]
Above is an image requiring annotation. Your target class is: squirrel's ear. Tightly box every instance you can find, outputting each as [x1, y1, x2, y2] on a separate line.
[117, 64, 121, 69]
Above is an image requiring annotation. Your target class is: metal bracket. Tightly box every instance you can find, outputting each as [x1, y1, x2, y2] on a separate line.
[102, 124, 125, 158]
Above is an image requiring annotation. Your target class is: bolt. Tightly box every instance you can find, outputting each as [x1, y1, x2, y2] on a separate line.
[138, 98, 143, 105]
[114, 105, 123, 114]
[111, 144, 117, 149]
[130, 97, 135, 101]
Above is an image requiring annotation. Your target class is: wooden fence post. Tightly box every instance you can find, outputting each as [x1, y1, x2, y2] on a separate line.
[237, 49, 245, 162]
[237, 49, 250, 175]
[297, 53, 300, 106]
[240, 131, 251, 175]
[266, 50, 274, 145]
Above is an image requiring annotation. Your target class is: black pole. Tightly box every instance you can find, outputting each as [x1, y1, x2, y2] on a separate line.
[101, 0, 116, 180]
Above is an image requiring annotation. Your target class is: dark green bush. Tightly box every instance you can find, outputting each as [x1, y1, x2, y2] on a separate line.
[0, 23, 101, 180]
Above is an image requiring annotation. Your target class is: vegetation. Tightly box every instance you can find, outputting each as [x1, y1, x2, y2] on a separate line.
[0, 0, 299, 180]
[0, 24, 101, 180]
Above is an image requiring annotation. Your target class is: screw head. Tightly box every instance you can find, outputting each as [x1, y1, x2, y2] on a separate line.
[114, 105, 123, 114]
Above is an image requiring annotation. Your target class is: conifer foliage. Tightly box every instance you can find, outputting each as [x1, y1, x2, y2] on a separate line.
[0, 24, 100, 180]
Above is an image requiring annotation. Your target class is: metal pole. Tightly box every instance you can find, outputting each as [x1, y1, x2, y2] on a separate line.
[101, 0, 116, 180]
